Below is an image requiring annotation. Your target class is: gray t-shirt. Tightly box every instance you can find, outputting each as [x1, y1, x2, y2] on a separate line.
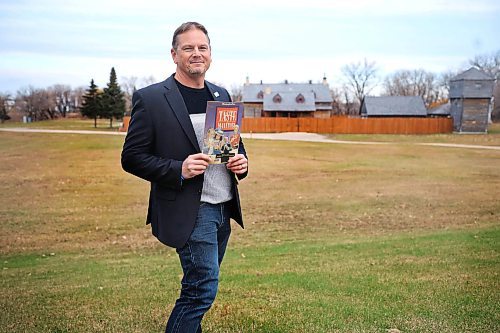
[189, 113, 233, 204]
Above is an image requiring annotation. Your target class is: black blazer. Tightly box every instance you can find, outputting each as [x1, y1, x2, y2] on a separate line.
[121, 74, 248, 248]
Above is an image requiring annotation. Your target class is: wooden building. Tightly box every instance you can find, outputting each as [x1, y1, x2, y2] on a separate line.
[242, 77, 333, 118]
[449, 67, 495, 133]
[360, 96, 427, 117]
[427, 101, 451, 118]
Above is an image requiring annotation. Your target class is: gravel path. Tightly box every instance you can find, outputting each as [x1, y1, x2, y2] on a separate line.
[241, 132, 500, 151]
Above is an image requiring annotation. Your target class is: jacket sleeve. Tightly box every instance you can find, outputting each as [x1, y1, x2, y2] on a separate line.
[121, 91, 183, 190]
[236, 136, 248, 181]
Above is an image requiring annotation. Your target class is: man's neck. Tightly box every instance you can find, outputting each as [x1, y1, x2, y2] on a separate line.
[174, 72, 205, 89]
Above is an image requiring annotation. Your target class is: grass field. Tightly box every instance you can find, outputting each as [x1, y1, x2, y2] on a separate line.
[0, 117, 122, 131]
[1, 122, 499, 332]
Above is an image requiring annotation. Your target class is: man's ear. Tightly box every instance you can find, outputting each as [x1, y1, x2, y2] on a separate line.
[171, 48, 177, 64]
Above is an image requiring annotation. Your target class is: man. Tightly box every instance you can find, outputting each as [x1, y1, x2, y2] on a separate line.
[121, 22, 248, 333]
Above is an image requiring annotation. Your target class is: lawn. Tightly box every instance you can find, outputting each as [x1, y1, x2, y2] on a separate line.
[0, 126, 499, 332]
[0, 117, 122, 131]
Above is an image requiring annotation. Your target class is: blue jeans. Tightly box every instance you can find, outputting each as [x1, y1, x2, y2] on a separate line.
[165, 202, 232, 333]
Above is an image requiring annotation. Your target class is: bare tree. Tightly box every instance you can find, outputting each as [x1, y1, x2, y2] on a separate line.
[383, 69, 442, 107]
[0, 93, 11, 123]
[120, 76, 138, 114]
[469, 50, 500, 122]
[15, 86, 57, 121]
[230, 84, 242, 102]
[15, 86, 37, 121]
[437, 70, 459, 98]
[341, 59, 378, 107]
[329, 87, 343, 115]
[49, 84, 72, 117]
[469, 50, 500, 79]
[140, 75, 157, 88]
[339, 84, 357, 115]
[71, 87, 86, 114]
[493, 84, 500, 122]
[35, 88, 57, 120]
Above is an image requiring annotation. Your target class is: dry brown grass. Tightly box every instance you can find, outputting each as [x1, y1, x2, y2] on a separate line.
[1, 131, 499, 255]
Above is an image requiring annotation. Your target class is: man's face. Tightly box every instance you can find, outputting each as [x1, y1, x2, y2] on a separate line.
[171, 29, 212, 77]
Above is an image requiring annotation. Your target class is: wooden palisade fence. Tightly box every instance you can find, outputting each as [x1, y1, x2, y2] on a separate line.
[241, 116, 453, 134]
[120, 116, 453, 134]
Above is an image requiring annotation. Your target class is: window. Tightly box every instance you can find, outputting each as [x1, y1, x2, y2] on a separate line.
[257, 90, 264, 99]
[273, 93, 282, 103]
[296, 93, 305, 103]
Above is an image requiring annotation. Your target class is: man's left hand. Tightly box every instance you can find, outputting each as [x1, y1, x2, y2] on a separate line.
[226, 154, 248, 175]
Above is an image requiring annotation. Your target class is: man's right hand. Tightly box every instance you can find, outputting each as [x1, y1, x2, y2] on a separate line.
[181, 153, 211, 179]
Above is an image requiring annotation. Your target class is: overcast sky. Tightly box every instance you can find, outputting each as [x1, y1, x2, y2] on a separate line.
[1, 0, 499, 94]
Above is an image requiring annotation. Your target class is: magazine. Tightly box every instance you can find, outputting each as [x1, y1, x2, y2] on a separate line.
[202, 101, 244, 164]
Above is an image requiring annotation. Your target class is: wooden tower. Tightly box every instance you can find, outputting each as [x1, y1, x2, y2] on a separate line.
[449, 68, 495, 133]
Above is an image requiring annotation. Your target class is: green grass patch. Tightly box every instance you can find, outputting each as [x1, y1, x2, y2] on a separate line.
[0, 129, 499, 332]
[1, 229, 498, 332]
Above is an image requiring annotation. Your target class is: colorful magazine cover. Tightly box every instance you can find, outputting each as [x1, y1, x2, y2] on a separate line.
[202, 101, 244, 164]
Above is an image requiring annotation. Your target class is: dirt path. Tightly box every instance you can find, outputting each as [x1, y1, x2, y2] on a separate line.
[2, 128, 500, 151]
[242, 132, 500, 151]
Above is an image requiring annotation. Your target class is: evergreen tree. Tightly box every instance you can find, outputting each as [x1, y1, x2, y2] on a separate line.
[80, 79, 101, 128]
[102, 67, 126, 128]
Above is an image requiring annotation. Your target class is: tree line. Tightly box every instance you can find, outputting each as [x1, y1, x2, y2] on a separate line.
[331, 50, 499, 118]
[1, 51, 499, 124]
[0, 84, 85, 124]
[227, 50, 498, 120]
[0, 68, 156, 126]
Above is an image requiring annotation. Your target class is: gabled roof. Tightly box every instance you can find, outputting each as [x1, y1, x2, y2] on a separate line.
[428, 102, 451, 116]
[263, 92, 316, 111]
[361, 96, 427, 116]
[243, 82, 333, 103]
[450, 67, 494, 81]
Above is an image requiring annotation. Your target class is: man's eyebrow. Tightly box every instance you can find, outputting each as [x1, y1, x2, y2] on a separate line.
[181, 43, 208, 47]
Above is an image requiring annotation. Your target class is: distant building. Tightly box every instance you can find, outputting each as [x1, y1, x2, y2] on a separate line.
[242, 77, 333, 118]
[449, 67, 495, 133]
[360, 96, 427, 117]
[427, 101, 451, 117]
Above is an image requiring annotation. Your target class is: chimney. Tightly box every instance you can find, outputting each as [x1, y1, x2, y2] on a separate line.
[309, 80, 312, 84]
[285, 79, 288, 84]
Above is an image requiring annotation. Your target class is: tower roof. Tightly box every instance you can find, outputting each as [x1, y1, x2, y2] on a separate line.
[450, 67, 494, 82]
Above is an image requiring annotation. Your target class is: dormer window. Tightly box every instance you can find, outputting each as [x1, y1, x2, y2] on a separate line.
[273, 93, 282, 103]
[257, 90, 264, 99]
[296, 93, 305, 103]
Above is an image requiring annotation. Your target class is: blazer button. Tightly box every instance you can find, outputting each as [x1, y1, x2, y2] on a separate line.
[198, 189, 202, 194]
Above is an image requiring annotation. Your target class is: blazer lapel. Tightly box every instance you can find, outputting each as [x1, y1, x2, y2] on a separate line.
[206, 82, 228, 102]
[163, 75, 200, 152]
